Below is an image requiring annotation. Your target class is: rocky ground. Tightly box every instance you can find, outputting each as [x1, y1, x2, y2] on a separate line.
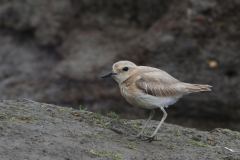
[0, 99, 240, 160]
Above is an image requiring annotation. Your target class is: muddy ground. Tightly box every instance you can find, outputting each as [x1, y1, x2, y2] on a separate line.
[0, 99, 240, 160]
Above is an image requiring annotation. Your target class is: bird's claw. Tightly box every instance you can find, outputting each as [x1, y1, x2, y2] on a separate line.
[134, 134, 144, 140]
[141, 136, 155, 142]
[131, 134, 155, 142]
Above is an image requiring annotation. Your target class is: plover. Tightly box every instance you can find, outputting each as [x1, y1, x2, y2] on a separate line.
[101, 60, 212, 142]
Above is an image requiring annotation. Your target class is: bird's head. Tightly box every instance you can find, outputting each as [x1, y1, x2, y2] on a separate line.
[101, 61, 137, 83]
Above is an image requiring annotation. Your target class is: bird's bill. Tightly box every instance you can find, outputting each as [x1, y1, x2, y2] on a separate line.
[101, 71, 117, 78]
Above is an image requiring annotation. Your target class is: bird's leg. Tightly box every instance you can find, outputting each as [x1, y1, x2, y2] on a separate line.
[143, 107, 167, 142]
[135, 109, 155, 139]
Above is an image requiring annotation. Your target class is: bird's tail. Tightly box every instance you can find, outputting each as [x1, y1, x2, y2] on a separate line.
[183, 83, 212, 93]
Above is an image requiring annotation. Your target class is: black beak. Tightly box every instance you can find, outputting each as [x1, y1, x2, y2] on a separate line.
[101, 71, 116, 78]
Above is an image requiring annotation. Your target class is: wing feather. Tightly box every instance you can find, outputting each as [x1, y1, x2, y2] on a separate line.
[135, 67, 186, 97]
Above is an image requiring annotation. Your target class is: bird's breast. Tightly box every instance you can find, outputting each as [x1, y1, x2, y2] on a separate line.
[120, 82, 140, 106]
[120, 83, 133, 98]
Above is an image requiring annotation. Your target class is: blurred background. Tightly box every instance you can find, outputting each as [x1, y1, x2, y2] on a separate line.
[0, 0, 239, 131]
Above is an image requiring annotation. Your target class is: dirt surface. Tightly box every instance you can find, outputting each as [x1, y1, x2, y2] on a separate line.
[0, 99, 240, 160]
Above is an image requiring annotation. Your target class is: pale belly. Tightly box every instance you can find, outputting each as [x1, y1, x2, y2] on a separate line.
[122, 91, 182, 109]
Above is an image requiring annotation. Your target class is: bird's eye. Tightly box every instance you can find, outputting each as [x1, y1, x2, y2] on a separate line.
[122, 67, 129, 71]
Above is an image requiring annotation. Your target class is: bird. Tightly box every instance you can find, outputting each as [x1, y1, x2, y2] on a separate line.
[101, 60, 212, 142]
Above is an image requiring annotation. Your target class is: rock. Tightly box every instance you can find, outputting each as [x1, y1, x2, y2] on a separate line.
[0, 99, 239, 159]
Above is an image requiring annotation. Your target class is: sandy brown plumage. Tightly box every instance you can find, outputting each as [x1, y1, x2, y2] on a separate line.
[101, 60, 212, 142]
[129, 66, 211, 97]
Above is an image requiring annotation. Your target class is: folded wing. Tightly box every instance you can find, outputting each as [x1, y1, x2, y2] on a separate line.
[135, 67, 185, 97]
[135, 67, 211, 97]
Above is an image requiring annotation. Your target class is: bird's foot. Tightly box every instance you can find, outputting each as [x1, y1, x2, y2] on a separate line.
[130, 134, 143, 140]
[130, 134, 155, 142]
[141, 136, 155, 142]
[129, 134, 147, 140]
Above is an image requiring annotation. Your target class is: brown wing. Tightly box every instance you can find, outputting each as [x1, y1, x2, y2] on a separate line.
[135, 67, 186, 97]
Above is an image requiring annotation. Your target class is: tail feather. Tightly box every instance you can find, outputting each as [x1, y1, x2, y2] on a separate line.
[183, 83, 212, 93]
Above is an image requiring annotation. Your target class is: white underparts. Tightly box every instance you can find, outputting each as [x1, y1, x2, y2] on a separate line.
[131, 91, 182, 109]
